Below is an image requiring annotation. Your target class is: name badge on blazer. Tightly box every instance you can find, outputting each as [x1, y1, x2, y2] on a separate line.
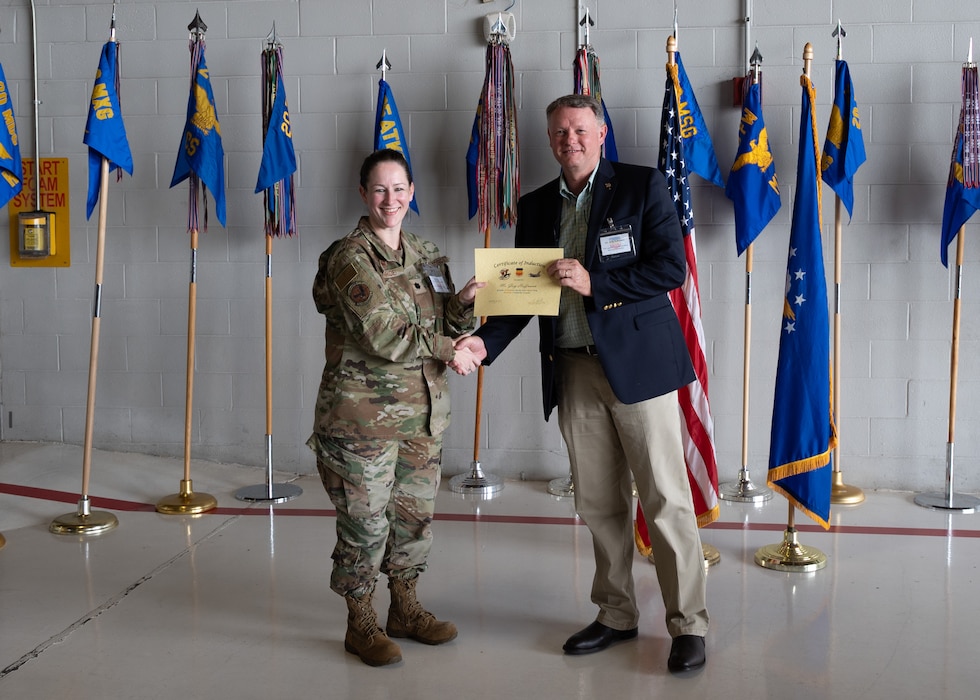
[597, 219, 635, 262]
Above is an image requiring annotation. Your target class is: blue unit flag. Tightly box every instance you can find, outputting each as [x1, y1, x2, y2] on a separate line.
[0, 60, 22, 209]
[374, 79, 419, 215]
[255, 71, 296, 192]
[821, 60, 866, 219]
[941, 121, 980, 267]
[675, 52, 725, 188]
[171, 48, 226, 227]
[83, 41, 133, 219]
[726, 80, 780, 255]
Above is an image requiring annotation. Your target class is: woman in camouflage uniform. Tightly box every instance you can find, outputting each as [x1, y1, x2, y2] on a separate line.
[307, 149, 483, 667]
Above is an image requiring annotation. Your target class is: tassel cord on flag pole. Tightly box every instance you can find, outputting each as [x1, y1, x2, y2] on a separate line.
[51, 9, 125, 535]
[235, 31, 301, 504]
[755, 43, 829, 571]
[451, 29, 515, 497]
[720, 57, 771, 503]
[157, 12, 219, 515]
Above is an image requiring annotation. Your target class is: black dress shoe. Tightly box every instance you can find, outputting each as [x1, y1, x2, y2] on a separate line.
[562, 621, 638, 655]
[667, 634, 706, 671]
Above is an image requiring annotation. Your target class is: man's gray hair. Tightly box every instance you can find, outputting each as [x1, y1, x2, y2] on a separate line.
[545, 94, 605, 126]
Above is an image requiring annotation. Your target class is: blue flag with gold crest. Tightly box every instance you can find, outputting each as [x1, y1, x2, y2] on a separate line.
[374, 79, 419, 215]
[255, 71, 296, 193]
[83, 41, 133, 220]
[941, 121, 980, 267]
[0, 60, 22, 209]
[768, 74, 834, 530]
[171, 48, 226, 226]
[821, 60, 866, 219]
[675, 52, 725, 188]
[726, 80, 780, 255]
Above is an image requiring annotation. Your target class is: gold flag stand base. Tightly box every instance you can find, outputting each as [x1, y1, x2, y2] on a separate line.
[0, 532, 6, 549]
[830, 470, 865, 505]
[649, 543, 721, 570]
[50, 497, 119, 536]
[754, 527, 826, 572]
[157, 479, 218, 515]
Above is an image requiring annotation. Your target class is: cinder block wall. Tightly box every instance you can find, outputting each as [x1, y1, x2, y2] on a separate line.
[1, 1, 977, 492]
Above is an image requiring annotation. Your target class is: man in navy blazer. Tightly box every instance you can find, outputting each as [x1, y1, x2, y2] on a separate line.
[453, 94, 708, 672]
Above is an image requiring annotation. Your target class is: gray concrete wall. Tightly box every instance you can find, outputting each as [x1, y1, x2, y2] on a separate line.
[1, 0, 978, 492]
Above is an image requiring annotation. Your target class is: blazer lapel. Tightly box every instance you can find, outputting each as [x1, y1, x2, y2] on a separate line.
[585, 159, 617, 267]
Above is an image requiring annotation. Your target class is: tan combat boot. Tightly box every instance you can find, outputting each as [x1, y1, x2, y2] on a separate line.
[344, 589, 403, 666]
[386, 577, 458, 645]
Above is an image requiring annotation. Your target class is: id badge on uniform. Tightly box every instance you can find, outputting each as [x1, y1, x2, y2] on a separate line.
[422, 263, 451, 293]
[597, 221, 635, 262]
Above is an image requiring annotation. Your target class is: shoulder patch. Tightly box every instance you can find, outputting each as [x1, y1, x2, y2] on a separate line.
[347, 282, 372, 306]
[334, 263, 358, 291]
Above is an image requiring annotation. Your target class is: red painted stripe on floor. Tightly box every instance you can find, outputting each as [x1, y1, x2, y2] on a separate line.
[2, 481, 979, 537]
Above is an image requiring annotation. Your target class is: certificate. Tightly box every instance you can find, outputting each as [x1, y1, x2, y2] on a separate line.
[474, 247, 564, 317]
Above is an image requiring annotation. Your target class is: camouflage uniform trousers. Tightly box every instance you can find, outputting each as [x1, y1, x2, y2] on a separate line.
[316, 434, 443, 597]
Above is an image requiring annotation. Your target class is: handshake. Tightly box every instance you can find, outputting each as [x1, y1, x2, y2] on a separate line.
[448, 335, 487, 376]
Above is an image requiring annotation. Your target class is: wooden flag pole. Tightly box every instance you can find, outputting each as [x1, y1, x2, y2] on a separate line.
[830, 195, 864, 504]
[829, 21, 865, 505]
[720, 55, 770, 503]
[915, 225, 980, 512]
[51, 157, 119, 535]
[157, 226, 217, 514]
[157, 12, 218, 515]
[235, 31, 301, 503]
[450, 227, 503, 496]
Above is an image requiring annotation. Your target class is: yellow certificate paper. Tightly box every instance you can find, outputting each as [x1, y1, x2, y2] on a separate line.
[474, 248, 564, 316]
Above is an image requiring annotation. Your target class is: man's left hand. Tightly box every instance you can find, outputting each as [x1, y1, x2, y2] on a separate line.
[548, 258, 592, 297]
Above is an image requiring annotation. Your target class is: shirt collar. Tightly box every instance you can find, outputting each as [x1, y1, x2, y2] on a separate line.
[558, 162, 601, 200]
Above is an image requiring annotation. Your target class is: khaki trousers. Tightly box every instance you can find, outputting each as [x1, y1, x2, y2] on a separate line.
[557, 350, 709, 638]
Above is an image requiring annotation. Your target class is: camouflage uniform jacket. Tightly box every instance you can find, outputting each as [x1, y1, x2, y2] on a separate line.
[309, 216, 475, 442]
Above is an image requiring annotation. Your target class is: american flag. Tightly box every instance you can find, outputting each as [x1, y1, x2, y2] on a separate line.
[657, 62, 720, 528]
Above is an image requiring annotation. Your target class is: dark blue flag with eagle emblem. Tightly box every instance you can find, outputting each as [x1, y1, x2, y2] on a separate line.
[821, 60, 866, 220]
[726, 80, 780, 255]
[171, 47, 226, 227]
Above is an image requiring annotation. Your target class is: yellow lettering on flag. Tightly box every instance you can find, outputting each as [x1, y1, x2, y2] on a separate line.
[91, 84, 114, 120]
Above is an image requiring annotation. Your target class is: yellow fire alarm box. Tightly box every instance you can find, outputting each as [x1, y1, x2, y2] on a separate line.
[17, 210, 55, 257]
[8, 157, 70, 267]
